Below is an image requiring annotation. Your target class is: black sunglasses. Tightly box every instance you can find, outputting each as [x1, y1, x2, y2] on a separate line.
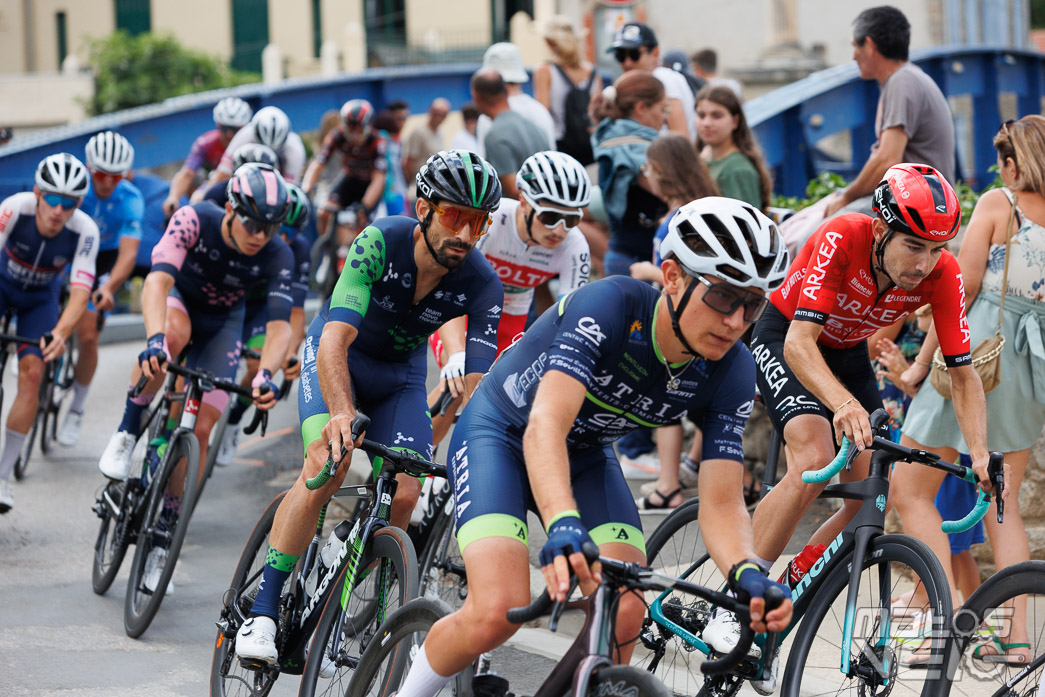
[614, 47, 643, 63]
[1001, 119, 1018, 165]
[237, 213, 281, 239]
[693, 273, 769, 323]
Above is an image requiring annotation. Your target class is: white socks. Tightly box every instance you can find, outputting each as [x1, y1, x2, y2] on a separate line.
[395, 643, 454, 697]
[0, 429, 27, 480]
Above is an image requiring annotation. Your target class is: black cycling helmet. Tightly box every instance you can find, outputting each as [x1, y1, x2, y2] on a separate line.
[226, 163, 290, 230]
[415, 150, 501, 213]
[283, 183, 312, 230]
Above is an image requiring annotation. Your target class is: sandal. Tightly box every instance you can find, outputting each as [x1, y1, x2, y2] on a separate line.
[972, 637, 1031, 665]
[635, 487, 683, 515]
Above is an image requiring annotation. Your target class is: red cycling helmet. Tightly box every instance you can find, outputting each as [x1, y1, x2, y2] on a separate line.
[340, 99, 373, 131]
[871, 163, 961, 241]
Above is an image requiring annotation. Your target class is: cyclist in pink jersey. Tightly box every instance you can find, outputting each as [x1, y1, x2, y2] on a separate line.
[163, 97, 253, 216]
[428, 151, 591, 444]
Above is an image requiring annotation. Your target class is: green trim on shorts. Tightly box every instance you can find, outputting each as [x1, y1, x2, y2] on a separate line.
[265, 546, 299, 572]
[301, 413, 330, 457]
[246, 334, 266, 350]
[457, 513, 529, 552]
[590, 522, 645, 554]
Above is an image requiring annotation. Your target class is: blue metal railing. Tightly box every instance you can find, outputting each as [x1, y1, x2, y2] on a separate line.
[1, 45, 1042, 199]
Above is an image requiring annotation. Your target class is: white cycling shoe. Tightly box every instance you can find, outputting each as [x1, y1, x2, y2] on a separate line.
[751, 648, 780, 695]
[702, 611, 762, 660]
[57, 410, 83, 447]
[99, 431, 137, 480]
[236, 616, 279, 667]
[143, 546, 174, 596]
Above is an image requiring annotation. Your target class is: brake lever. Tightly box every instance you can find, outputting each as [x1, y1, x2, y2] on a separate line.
[988, 451, 1005, 523]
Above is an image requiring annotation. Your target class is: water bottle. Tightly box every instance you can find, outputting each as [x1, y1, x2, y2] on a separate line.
[305, 519, 352, 598]
[139, 436, 168, 488]
[777, 543, 827, 590]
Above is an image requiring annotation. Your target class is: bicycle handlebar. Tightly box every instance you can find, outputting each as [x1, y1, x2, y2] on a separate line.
[0, 331, 53, 350]
[942, 451, 1006, 532]
[304, 412, 448, 490]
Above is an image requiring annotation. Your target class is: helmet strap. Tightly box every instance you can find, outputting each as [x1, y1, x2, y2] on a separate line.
[665, 276, 703, 358]
[524, 208, 539, 245]
[225, 215, 245, 254]
[872, 227, 898, 289]
[419, 207, 453, 270]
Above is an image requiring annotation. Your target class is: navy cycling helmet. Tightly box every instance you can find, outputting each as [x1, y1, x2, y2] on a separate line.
[226, 163, 290, 236]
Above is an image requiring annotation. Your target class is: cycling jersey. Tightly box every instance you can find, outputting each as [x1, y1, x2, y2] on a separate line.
[0, 192, 99, 293]
[183, 129, 227, 172]
[476, 198, 590, 315]
[151, 202, 294, 322]
[771, 213, 972, 367]
[82, 179, 144, 252]
[242, 231, 310, 346]
[314, 129, 387, 181]
[218, 127, 307, 183]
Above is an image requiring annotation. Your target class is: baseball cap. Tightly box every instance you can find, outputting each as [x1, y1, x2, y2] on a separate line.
[483, 42, 529, 84]
[607, 22, 658, 52]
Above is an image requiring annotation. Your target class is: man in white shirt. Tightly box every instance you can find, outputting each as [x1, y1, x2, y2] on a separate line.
[475, 42, 556, 156]
[608, 22, 696, 141]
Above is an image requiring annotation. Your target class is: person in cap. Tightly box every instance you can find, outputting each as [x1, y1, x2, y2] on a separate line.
[475, 42, 556, 156]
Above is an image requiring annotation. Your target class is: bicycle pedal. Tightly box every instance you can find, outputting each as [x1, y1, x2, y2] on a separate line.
[471, 673, 510, 697]
[236, 656, 276, 672]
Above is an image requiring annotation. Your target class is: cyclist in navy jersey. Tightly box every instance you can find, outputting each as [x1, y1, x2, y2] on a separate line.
[389, 197, 794, 697]
[234, 150, 504, 666]
[57, 132, 144, 447]
[215, 184, 312, 466]
[0, 153, 99, 513]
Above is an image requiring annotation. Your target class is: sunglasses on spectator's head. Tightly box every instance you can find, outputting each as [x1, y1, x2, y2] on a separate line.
[614, 47, 643, 63]
[693, 272, 769, 323]
[1001, 119, 1018, 165]
[525, 198, 582, 230]
[41, 192, 80, 210]
[237, 213, 281, 238]
[432, 203, 491, 238]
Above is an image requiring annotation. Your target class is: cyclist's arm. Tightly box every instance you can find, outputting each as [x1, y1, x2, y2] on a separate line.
[165, 167, 196, 214]
[830, 127, 907, 211]
[460, 274, 503, 398]
[316, 320, 360, 460]
[301, 160, 323, 196]
[361, 171, 386, 212]
[438, 315, 467, 356]
[256, 317, 291, 407]
[288, 306, 306, 357]
[141, 271, 175, 337]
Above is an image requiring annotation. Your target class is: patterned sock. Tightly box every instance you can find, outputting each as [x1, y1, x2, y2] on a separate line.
[250, 546, 300, 619]
[69, 381, 90, 415]
[118, 391, 150, 433]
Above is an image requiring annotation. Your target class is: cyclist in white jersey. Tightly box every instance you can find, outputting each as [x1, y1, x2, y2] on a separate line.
[429, 151, 591, 443]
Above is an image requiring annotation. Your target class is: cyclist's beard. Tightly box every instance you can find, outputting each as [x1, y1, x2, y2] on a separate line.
[435, 239, 472, 270]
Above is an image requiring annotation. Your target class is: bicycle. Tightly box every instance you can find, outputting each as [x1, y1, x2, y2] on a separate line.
[633, 408, 1005, 697]
[346, 547, 787, 697]
[209, 413, 446, 697]
[310, 201, 368, 300]
[13, 330, 76, 480]
[90, 355, 265, 638]
[0, 318, 55, 483]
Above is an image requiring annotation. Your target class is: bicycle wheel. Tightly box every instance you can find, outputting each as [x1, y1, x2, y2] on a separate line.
[574, 665, 671, 697]
[946, 560, 1045, 696]
[346, 597, 467, 697]
[782, 534, 952, 697]
[299, 526, 419, 697]
[38, 363, 60, 455]
[418, 500, 467, 613]
[91, 480, 134, 595]
[631, 499, 724, 697]
[211, 490, 289, 697]
[123, 433, 201, 638]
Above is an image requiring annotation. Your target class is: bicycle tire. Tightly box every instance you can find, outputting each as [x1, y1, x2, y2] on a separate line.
[299, 526, 419, 697]
[418, 498, 467, 612]
[782, 534, 952, 697]
[123, 433, 201, 638]
[91, 480, 134, 595]
[569, 665, 672, 697]
[346, 597, 467, 697]
[38, 362, 60, 455]
[211, 490, 289, 697]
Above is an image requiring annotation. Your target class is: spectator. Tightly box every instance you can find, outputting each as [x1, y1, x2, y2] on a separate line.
[893, 116, 1045, 666]
[691, 48, 743, 99]
[696, 85, 773, 211]
[822, 5, 956, 219]
[0, 127, 12, 146]
[608, 22, 695, 141]
[471, 68, 550, 199]
[376, 101, 410, 215]
[450, 102, 481, 152]
[476, 42, 556, 155]
[662, 49, 706, 100]
[534, 15, 602, 165]
[403, 98, 450, 185]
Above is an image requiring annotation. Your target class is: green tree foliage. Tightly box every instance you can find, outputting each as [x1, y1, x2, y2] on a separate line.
[86, 31, 259, 115]
[1033, 0, 1045, 28]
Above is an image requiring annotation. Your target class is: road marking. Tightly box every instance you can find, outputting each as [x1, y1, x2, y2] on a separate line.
[237, 426, 294, 452]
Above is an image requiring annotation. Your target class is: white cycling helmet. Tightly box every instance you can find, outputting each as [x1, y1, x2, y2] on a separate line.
[659, 197, 789, 293]
[35, 153, 90, 198]
[85, 131, 135, 174]
[252, 106, 291, 151]
[213, 97, 253, 128]
[517, 151, 591, 208]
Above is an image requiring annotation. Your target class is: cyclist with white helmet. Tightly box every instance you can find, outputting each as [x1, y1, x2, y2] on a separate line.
[213, 106, 307, 185]
[164, 96, 252, 215]
[0, 153, 99, 513]
[56, 132, 144, 447]
[301, 98, 388, 243]
[389, 196, 793, 697]
[97, 164, 295, 592]
[428, 150, 592, 443]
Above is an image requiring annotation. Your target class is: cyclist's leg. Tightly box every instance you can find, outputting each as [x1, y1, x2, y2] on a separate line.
[228, 300, 265, 429]
[335, 177, 369, 246]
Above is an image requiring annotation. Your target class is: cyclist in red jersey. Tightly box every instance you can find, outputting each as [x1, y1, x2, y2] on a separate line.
[748, 163, 1008, 608]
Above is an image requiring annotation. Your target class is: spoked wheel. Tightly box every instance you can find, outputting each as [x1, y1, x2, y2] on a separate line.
[123, 434, 200, 638]
[91, 480, 135, 595]
[298, 526, 418, 697]
[39, 363, 61, 455]
[346, 598, 468, 697]
[782, 535, 952, 697]
[418, 493, 467, 613]
[211, 491, 288, 697]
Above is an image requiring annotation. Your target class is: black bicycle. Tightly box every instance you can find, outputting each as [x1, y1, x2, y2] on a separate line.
[0, 320, 57, 483]
[347, 546, 786, 697]
[91, 357, 264, 637]
[209, 413, 446, 697]
[634, 408, 1005, 697]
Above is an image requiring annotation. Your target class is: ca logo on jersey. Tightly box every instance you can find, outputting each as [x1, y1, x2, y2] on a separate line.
[576, 317, 606, 344]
